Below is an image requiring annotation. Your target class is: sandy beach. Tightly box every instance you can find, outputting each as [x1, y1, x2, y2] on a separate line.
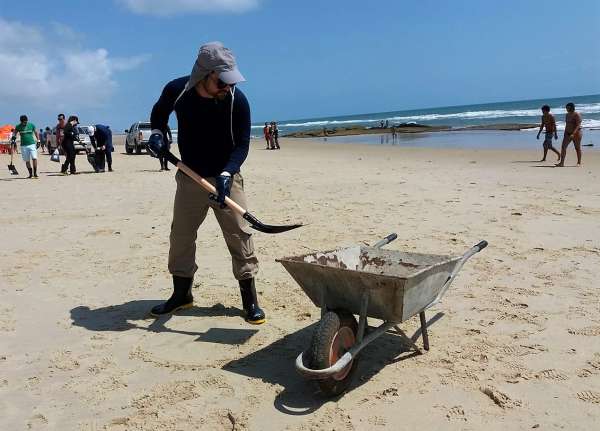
[1, 136, 599, 430]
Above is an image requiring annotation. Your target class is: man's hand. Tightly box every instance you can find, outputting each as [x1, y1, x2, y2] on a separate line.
[147, 130, 165, 158]
[209, 173, 232, 209]
[554, 133, 558, 140]
[536, 133, 540, 140]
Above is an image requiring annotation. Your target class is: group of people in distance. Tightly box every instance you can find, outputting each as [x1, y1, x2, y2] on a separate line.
[262, 121, 280, 150]
[9, 113, 114, 178]
[536, 102, 583, 167]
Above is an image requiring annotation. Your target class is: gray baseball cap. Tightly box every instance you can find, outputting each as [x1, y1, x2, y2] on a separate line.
[184, 41, 246, 92]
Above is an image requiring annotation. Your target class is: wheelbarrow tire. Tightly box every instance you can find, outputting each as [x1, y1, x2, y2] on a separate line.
[309, 310, 359, 396]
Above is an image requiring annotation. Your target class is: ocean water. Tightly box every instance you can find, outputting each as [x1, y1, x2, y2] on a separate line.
[253, 94, 600, 138]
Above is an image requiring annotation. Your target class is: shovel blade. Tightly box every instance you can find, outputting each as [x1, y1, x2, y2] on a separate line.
[243, 212, 302, 234]
[8, 164, 18, 175]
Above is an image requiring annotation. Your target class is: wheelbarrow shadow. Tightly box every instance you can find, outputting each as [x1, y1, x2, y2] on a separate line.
[70, 300, 257, 344]
[222, 311, 445, 415]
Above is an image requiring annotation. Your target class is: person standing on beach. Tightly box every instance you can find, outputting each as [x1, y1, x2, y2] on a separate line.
[263, 122, 271, 149]
[60, 115, 79, 175]
[536, 105, 560, 162]
[159, 125, 173, 171]
[44, 127, 52, 153]
[14, 115, 40, 178]
[147, 41, 265, 324]
[38, 128, 46, 153]
[91, 124, 114, 172]
[55, 114, 66, 153]
[556, 102, 583, 167]
[272, 122, 280, 149]
[10, 128, 18, 154]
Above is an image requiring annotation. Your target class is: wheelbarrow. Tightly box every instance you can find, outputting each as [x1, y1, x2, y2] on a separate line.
[276, 234, 488, 396]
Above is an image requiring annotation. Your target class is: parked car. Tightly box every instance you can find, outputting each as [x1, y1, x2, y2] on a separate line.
[124, 121, 152, 154]
[49, 125, 90, 154]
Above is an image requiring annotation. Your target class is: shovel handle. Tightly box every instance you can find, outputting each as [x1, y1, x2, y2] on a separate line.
[176, 162, 247, 217]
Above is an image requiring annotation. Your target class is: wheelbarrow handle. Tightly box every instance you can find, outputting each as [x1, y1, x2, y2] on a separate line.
[373, 233, 398, 249]
[425, 239, 488, 309]
[475, 240, 488, 252]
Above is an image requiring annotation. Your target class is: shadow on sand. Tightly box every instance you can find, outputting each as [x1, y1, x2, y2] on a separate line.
[70, 300, 257, 345]
[222, 311, 444, 415]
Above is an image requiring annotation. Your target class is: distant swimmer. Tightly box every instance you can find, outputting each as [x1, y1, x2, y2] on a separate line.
[536, 105, 560, 162]
[556, 102, 583, 167]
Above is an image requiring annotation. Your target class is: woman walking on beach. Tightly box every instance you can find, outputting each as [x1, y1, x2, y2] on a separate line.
[556, 102, 583, 167]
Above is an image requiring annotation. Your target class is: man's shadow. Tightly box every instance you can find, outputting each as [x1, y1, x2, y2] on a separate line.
[222, 312, 444, 415]
[70, 300, 258, 344]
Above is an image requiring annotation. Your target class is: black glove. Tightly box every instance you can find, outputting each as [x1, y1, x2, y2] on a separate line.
[147, 132, 166, 158]
[209, 174, 233, 208]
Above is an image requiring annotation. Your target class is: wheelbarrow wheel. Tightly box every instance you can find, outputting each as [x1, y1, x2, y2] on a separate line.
[309, 310, 359, 396]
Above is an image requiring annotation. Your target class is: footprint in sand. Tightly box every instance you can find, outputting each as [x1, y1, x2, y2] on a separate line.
[577, 369, 594, 378]
[49, 350, 80, 371]
[0, 306, 16, 332]
[27, 413, 48, 428]
[480, 386, 523, 409]
[576, 391, 600, 404]
[446, 406, 467, 422]
[568, 326, 600, 336]
[535, 369, 569, 381]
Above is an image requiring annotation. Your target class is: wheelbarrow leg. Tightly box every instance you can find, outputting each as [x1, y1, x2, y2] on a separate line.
[357, 290, 369, 343]
[393, 325, 423, 354]
[419, 311, 430, 351]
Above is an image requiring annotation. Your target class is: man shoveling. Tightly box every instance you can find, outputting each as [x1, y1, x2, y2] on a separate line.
[147, 41, 265, 324]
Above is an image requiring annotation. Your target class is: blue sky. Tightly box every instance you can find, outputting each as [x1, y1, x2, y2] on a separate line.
[1, 0, 599, 130]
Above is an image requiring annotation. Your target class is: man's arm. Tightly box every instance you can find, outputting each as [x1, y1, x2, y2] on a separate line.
[222, 89, 251, 175]
[537, 116, 544, 138]
[150, 77, 186, 137]
[551, 115, 558, 138]
[572, 113, 582, 136]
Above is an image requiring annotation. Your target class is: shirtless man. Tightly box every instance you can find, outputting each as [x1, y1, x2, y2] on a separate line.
[536, 105, 560, 161]
[556, 102, 583, 167]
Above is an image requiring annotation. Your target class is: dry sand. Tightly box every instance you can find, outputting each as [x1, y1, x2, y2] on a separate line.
[1, 137, 599, 430]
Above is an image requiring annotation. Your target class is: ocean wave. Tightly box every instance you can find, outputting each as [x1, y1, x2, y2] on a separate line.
[253, 102, 600, 129]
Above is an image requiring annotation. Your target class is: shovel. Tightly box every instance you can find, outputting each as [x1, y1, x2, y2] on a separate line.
[7, 145, 18, 175]
[166, 151, 302, 234]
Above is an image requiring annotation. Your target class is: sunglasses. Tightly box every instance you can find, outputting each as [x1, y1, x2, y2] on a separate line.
[216, 78, 234, 89]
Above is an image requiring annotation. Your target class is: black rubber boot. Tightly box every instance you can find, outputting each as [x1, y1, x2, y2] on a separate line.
[150, 276, 194, 316]
[239, 278, 266, 324]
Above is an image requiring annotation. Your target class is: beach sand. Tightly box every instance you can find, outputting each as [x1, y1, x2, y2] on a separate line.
[1, 137, 599, 430]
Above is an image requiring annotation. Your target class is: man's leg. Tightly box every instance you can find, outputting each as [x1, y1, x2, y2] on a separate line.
[25, 161, 33, 178]
[549, 144, 560, 161]
[556, 136, 570, 167]
[96, 149, 105, 172]
[106, 150, 113, 171]
[32, 158, 38, 178]
[212, 174, 263, 324]
[573, 134, 583, 165]
[70, 147, 77, 174]
[541, 142, 549, 161]
[151, 171, 211, 316]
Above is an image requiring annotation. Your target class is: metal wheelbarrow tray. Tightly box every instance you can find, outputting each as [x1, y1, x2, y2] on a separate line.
[277, 234, 487, 396]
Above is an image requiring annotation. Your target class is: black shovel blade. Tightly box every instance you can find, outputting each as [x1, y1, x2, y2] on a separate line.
[8, 164, 18, 175]
[243, 212, 302, 234]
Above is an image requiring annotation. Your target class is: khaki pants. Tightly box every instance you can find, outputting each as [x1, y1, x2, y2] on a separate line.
[168, 170, 259, 280]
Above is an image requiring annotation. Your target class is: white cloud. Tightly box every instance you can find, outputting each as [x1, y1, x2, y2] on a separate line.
[118, 0, 260, 16]
[0, 17, 150, 111]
